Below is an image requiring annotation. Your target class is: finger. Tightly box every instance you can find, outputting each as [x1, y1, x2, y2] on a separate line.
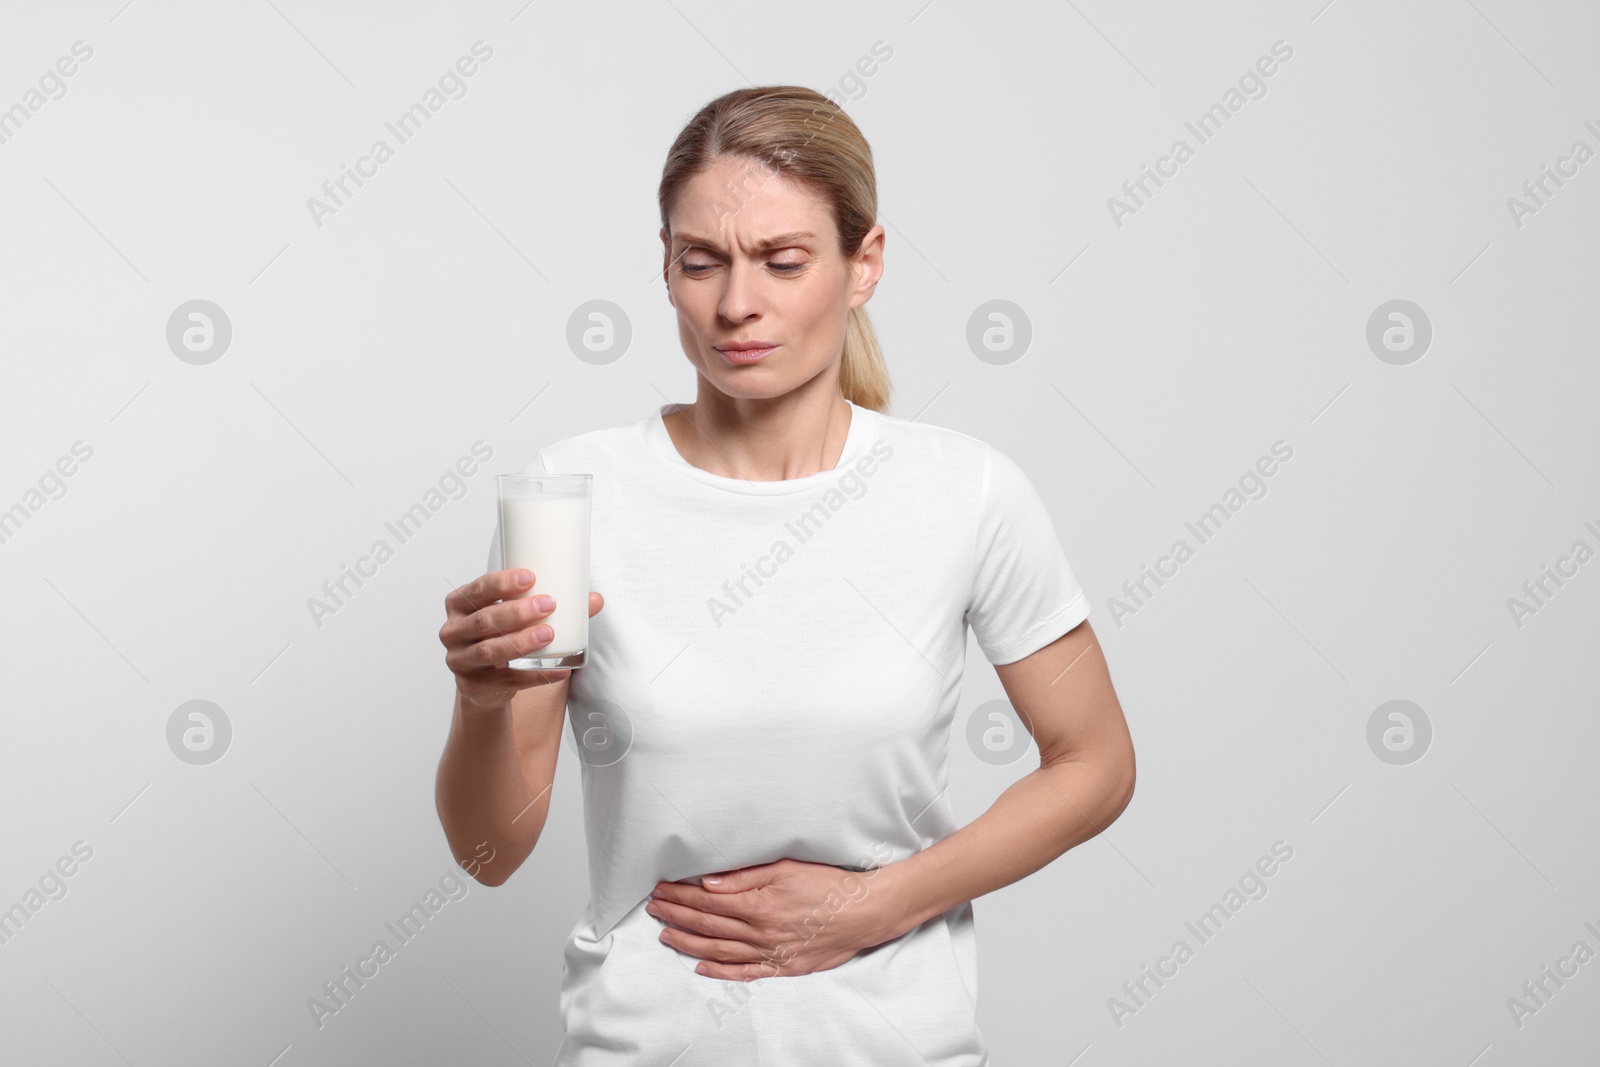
[647, 897, 752, 941]
[447, 620, 557, 672]
[444, 569, 535, 618]
[441, 592, 557, 656]
[655, 866, 767, 897]
[442, 597, 557, 670]
[659, 927, 772, 968]
[699, 865, 773, 892]
[692, 958, 785, 982]
[651, 882, 754, 919]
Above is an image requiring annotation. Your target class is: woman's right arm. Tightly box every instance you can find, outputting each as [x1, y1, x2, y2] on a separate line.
[435, 568, 603, 887]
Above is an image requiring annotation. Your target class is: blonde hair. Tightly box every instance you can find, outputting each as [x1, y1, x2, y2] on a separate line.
[658, 85, 891, 413]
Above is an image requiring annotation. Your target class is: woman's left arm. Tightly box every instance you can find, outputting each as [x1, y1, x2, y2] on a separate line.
[873, 617, 1136, 943]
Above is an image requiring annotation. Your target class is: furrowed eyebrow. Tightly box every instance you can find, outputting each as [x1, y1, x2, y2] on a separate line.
[674, 231, 816, 253]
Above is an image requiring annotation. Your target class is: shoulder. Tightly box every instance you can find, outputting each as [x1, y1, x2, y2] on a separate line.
[866, 407, 1030, 503]
[872, 409, 1054, 513]
[865, 406, 996, 473]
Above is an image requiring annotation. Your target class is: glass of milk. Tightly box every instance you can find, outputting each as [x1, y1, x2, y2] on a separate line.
[495, 473, 591, 670]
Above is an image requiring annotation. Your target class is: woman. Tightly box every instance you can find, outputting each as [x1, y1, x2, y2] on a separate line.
[436, 85, 1135, 1065]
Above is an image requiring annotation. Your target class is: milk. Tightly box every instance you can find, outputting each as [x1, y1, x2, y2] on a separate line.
[498, 492, 590, 659]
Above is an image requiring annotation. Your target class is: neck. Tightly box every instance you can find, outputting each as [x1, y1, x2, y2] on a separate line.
[667, 384, 853, 482]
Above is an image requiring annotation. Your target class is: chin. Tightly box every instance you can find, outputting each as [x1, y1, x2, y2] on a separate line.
[696, 365, 800, 398]
[708, 377, 794, 401]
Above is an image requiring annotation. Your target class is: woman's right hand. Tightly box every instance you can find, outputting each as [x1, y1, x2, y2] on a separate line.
[440, 568, 605, 710]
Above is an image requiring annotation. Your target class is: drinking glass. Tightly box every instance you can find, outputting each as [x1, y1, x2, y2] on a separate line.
[496, 473, 591, 670]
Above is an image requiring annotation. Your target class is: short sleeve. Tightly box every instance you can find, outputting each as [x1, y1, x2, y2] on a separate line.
[485, 450, 548, 573]
[965, 444, 1090, 665]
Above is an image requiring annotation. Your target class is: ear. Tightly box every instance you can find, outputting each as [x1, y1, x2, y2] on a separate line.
[849, 224, 885, 310]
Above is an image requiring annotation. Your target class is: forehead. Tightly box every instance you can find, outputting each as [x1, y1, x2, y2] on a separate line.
[669, 156, 835, 248]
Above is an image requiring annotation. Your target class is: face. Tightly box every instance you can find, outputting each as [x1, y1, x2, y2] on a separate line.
[661, 154, 883, 400]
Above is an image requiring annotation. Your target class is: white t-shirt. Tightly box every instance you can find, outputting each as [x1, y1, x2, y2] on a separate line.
[486, 398, 1090, 1066]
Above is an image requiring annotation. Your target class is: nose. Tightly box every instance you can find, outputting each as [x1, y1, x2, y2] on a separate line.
[716, 259, 762, 323]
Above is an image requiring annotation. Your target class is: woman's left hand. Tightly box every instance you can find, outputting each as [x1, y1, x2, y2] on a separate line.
[647, 858, 901, 981]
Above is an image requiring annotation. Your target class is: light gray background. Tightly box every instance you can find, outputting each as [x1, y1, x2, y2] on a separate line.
[2, 1, 1596, 1064]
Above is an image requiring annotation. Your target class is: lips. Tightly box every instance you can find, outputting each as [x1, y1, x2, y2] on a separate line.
[715, 341, 778, 364]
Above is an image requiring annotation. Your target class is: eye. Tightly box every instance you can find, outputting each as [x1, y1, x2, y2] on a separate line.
[678, 259, 806, 275]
